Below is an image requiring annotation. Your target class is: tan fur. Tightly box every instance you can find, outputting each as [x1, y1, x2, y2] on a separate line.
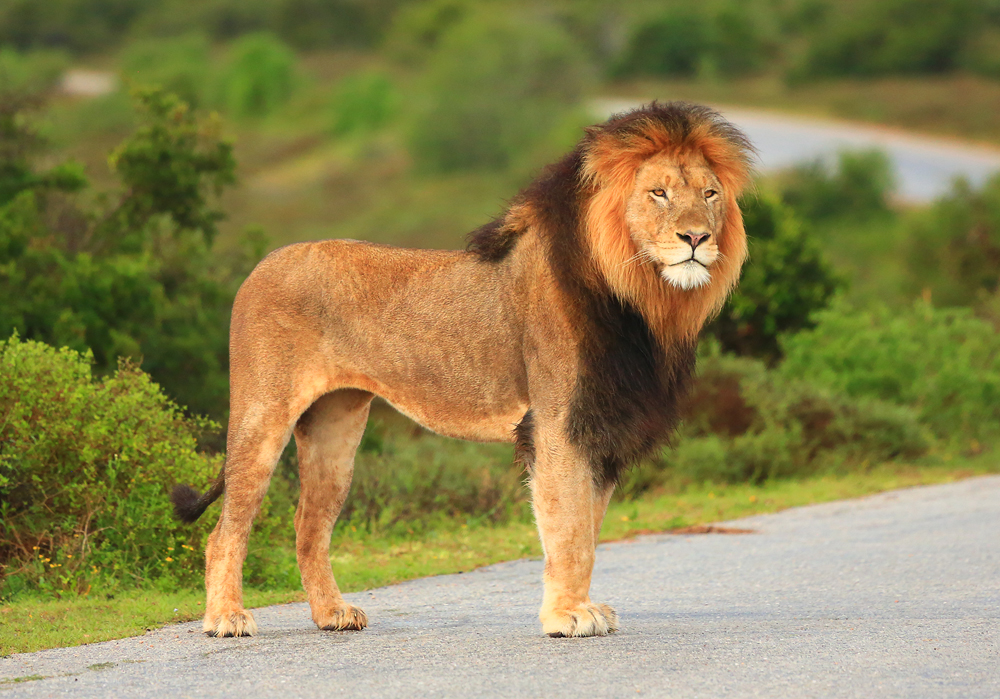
[200, 105, 752, 638]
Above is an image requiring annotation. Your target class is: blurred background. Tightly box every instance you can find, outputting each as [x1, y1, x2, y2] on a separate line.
[3, 0, 1000, 616]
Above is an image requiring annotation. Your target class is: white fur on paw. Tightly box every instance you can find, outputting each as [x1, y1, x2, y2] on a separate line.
[542, 603, 618, 638]
[316, 605, 368, 631]
[205, 609, 258, 637]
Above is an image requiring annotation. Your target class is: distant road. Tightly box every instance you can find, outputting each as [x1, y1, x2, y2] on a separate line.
[3, 476, 998, 698]
[597, 99, 1000, 202]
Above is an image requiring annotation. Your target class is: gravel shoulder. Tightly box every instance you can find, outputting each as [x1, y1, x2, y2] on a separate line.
[3, 475, 998, 698]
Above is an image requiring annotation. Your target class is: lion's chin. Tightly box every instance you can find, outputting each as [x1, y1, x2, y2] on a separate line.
[661, 261, 711, 290]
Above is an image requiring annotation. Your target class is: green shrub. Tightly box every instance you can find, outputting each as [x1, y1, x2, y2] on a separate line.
[0, 0, 149, 54]
[777, 149, 895, 223]
[214, 32, 298, 119]
[0, 335, 220, 599]
[613, 9, 712, 78]
[0, 48, 69, 93]
[119, 34, 211, 109]
[706, 191, 842, 360]
[780, 299, 1000, 444]
[903, 174, 1000, 308]
[384, 0, 470, 63]
[330, 71, 399, 138]
[619, 353, 927, 494]
[342, 425, 526, 530]
[406, 10, 591, 172]
[614, 6, 770, 79]
[796, 0, 982, 78]
[0, 87, 253, 421]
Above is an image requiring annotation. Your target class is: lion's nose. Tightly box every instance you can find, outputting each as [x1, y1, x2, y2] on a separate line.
[677, 231, 710, 250]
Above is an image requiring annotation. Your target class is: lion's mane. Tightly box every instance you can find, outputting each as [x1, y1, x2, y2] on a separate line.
[470, 102, 755, 485]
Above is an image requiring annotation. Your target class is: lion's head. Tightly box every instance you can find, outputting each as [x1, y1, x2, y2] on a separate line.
[468, 102, 755, 342]
[581, 102, 755, 338]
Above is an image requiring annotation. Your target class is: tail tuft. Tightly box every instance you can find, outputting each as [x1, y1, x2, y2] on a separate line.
[171, 484, 208, 523]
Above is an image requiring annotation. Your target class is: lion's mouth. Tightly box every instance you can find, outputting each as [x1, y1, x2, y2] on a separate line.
[668, 257, 708, 268]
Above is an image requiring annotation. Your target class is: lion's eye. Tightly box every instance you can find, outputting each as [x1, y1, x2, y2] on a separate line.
[651, 188, 667, 199]
[705, 189, 718, 199]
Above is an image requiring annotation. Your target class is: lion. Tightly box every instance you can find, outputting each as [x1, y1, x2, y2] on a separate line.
[171, 101, 754, 639]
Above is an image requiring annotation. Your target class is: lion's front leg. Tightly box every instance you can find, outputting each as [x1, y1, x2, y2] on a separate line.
[530, 440, 618, 638]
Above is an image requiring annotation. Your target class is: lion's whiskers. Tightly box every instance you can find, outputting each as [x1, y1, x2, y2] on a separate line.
[622, 249, 655, 268]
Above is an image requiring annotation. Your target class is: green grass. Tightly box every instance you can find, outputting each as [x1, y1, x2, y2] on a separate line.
[2, 459, 995, 657]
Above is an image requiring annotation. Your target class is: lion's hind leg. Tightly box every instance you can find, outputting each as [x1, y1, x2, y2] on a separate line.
[294, 388, 373, 631]
[204, 406, 295, 637]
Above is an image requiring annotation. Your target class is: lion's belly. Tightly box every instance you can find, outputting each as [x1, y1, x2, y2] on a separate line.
[380, 390, 527, 443]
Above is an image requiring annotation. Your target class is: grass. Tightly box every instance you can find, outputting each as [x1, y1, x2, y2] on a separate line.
[2, 458, 995, 657]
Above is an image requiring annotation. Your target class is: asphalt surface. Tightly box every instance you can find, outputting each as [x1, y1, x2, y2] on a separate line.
[598, 99, 1000, 202]
[2, 475, 997, 698]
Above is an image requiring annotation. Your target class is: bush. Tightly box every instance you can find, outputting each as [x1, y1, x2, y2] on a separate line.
[0, 335, 220, 598]
[903, 174, 1000, 308]
[796, 0, 982, 79]
[777, 149, 895, 223]
[614, 6, 770, 79]
[613, 9, 712, 78]
[0, 48, 69, 94]
[780, 299, 1000, 444]
[706, 191, 842, 360]
[384, 0, 470, 63]
[0, 86, 255, 421]
[406, 10, 591, 172]
[213, 32, 298, 119]
[119, 34, 211, 109]
[340, 424, 526, 530]
[330, 71, 399, 138]
[619, 352, 927, 494]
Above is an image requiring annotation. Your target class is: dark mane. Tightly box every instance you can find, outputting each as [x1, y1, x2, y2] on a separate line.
[466, 101, 748, 487]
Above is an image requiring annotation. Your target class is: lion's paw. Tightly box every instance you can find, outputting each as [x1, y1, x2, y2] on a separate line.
[316, 605, 368, 632]
[541, 602, 618, 638]
[204, 608, 258, 637]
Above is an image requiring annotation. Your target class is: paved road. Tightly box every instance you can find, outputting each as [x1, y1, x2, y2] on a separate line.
[598, 99, 1000, 202]
[3, 476, 997, 698]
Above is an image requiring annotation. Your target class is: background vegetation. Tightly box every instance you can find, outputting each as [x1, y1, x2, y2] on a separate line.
[2, 0, 1000, 638]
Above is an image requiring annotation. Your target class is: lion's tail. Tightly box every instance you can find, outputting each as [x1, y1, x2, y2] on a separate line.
[170, 466, 226, 524]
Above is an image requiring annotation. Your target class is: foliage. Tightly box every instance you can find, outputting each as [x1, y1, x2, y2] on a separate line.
[706, 192, 842, 360]
[619, 353, 927, 494]
[406, 10, 591, 172]
[384, 0, 470, 64]
[330, 71, 399, 138]
[0, 92, 87, 207]
[613, 5, 771, 79]
[795, 0, 984, 79]
[213, 32, 298, 119]
[341, 424, 526, 529]
[0, 335, 220, 599]
[0, 86, 255, 421]
[0, 0, 393, 54]
[0, 48, 68, 94]
[777, 149, 895, 223]
[781, 299, 1000, 444]
[903, 173, 1000, 308]
[119, 34, 212, 109]
[0, 0, 152, 54]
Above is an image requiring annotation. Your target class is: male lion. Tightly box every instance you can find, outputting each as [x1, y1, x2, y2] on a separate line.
[172, 102, 754, 639]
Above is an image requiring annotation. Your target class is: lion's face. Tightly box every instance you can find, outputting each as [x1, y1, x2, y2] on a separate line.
[623, 151, 726, 291]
